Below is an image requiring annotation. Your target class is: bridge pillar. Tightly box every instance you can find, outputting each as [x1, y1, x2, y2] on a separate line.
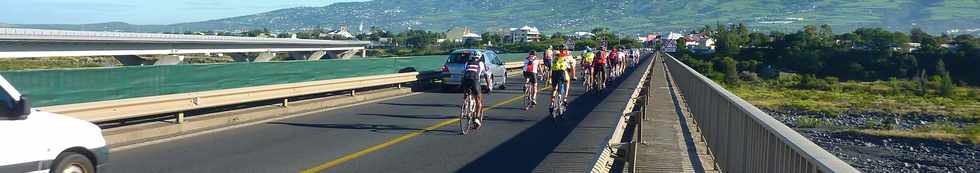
[325, 49, 359, 59]
[287, 51, 327, 61]
[228, 52, 278, 62]
[253, 52, 277, 62]
[310, 51, 328, 60]
[153, 55, 184, 65]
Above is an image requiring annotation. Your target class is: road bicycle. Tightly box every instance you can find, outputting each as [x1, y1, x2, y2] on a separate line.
[459, 90, 482, 134]
[550, 81, 568, 125]
[523, 77, 536, 110]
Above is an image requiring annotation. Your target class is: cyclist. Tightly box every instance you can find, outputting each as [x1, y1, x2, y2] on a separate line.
[582, 48, 595, 87]
[461, 52, 493, 127]
[594, 46, 608, 88]
[543, 45, 554, 86]
[523, 51, 540, 107]
[610, 47, 621, 79]
[616, 47, 628, 76]
[551, 46, 572, 113]
[568, 50, 578, 81]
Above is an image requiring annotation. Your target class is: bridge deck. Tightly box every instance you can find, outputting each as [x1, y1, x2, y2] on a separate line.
[633, 55, 716, 173]
[100, 55, 655, 173]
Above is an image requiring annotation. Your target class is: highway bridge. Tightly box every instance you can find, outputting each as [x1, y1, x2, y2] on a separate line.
[0, 28, 368, 65]
[0, 30, 859, 172]
[16, 52, 855, 173]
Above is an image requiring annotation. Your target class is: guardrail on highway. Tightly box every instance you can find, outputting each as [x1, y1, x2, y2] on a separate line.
[36, 60, 529, 123]
[662, 52, 859, 173]
[40, 72, 418, 122]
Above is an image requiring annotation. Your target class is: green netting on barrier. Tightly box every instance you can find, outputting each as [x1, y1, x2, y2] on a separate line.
[1, 53, 527, 107]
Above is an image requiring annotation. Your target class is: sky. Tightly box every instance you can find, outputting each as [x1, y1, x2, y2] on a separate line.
[0, 0, 367, 25]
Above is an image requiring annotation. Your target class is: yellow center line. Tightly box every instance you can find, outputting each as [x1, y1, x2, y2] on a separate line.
[300, 87, 550, 173]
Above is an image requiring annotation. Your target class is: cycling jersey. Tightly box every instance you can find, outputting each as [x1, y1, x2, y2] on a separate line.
[524, 55, 539, 73]
[462, 56, 485, 97]
[596, 51, 608, 65]
[609, 51, 619, 63]
[543, 49, 554, 61]
[583, 52, 595, 64]
[617, 52, 625, 63]
[552, 55, 569, 71]
[465, 60, 483, 73]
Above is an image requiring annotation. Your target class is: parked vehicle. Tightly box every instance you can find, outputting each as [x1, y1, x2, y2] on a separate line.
[441, 49, 507, 91]
[0, 75, 108, 173]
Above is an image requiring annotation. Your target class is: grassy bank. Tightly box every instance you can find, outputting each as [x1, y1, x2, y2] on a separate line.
[724, 75, 980, 144]
[727, 75, 980, 120]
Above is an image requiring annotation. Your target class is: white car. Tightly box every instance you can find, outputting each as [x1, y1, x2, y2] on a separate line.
[0, 75, 108, 173]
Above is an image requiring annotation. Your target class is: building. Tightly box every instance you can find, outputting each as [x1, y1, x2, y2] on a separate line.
[506, 25, 542, 43]
[571, 32, 596, 39]
[446, 27, 482, 43]
[666, 32, 685, 40]
[462, 32, 483, 42]
[683, 33, 715, 50]
[320, 26, 354, 39]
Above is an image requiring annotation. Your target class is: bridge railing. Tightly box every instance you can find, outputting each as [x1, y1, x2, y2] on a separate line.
[662, 52, 859, 173]
[32, 57, 529, 123]
[0, 27, 367, 45]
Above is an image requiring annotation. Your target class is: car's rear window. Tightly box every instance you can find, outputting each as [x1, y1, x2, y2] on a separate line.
[447, 52, 475, 63]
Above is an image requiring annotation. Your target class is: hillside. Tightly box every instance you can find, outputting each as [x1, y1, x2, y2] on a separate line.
[10, 0, 980, 34]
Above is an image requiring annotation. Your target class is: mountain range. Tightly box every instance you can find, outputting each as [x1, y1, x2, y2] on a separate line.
[6, 0, 980, 35]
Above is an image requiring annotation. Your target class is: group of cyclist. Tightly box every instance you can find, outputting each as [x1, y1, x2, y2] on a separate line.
[522, 45, 644, 112]
[456, 44, 643, 130]
[521, 45, 572, 110]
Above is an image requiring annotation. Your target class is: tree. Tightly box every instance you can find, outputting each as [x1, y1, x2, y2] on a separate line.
[939, 71, 956, 97]
[719, 57, 740, 84]
[481, 32, 503, 46]
[917, 70, 929, 95]
[747, 32, 769, 48]
[550, 32, 564, 40]
[714, 27, 741, 57]
[910, 28, 930, 43]
[936, 58, 948, 75]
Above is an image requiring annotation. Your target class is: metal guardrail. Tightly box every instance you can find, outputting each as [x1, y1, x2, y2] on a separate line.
[30, 57, 528, 123]
[39, 72, 419, 122]
[662, 52, 859, 173]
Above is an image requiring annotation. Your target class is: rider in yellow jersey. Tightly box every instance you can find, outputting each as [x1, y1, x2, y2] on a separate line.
[550, 45, 571, 108]
[582, 49, 595, 85]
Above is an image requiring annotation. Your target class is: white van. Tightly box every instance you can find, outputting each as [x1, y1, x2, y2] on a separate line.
[0, 75, 108, 173]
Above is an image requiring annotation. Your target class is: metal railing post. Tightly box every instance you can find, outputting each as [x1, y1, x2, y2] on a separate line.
[176, 112, 185, 124]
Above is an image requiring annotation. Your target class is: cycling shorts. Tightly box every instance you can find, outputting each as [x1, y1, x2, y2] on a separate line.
[462, 72, 481, 97]
[523, 71, 537, 84]
[551, 70, 567, 87]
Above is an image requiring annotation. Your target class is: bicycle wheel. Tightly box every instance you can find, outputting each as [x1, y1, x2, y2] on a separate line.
[551, 83, 565, 125]
[459, 94, 473, 134]
[524, 82, 532, 110]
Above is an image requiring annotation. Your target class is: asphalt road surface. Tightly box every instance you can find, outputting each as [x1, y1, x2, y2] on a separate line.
[102, 62, 647, 173]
